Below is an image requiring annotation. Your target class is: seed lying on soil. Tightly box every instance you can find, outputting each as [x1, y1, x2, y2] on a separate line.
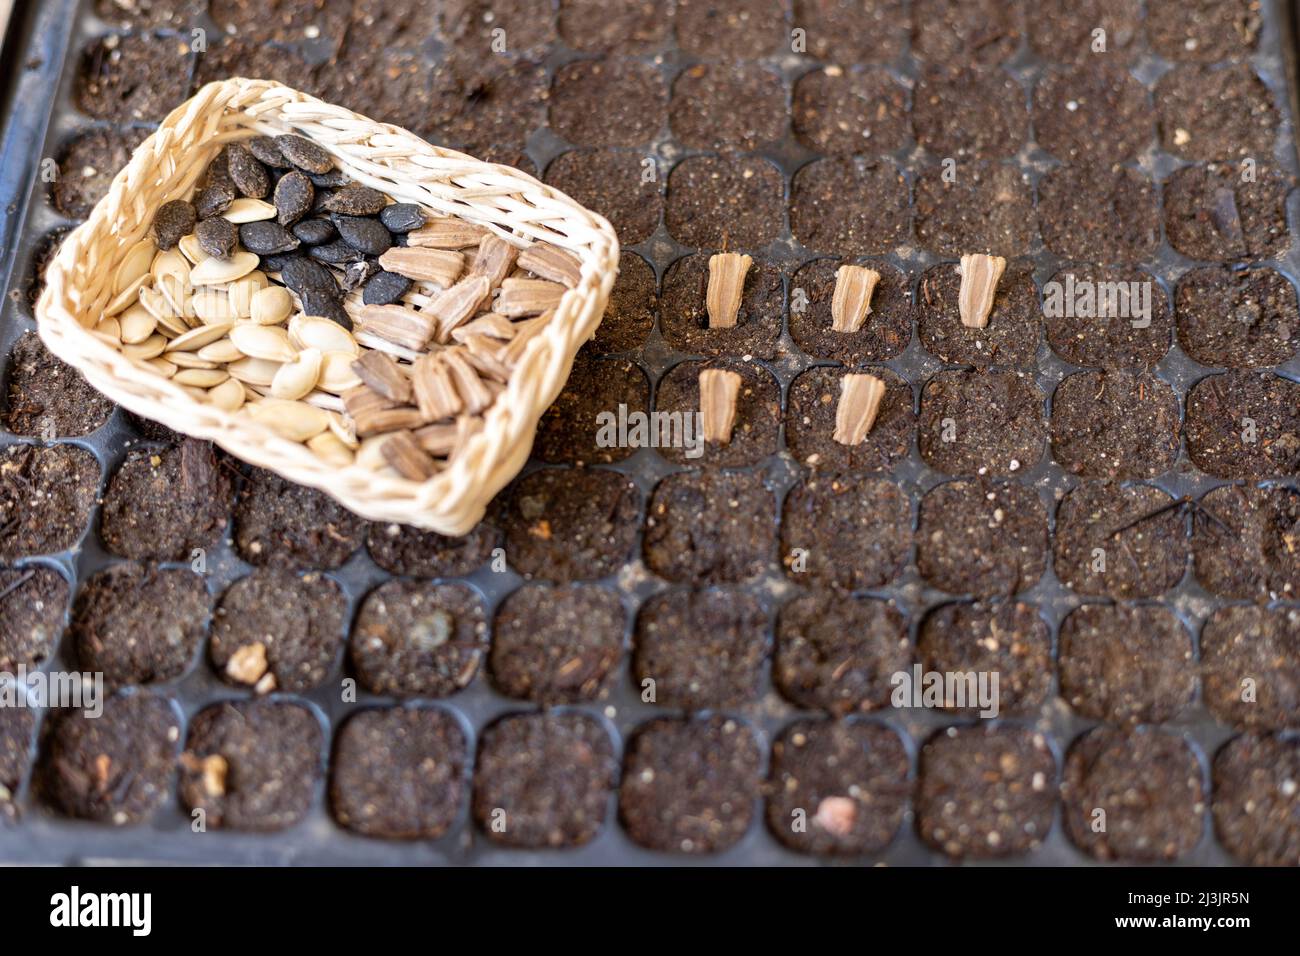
[706, 252, 753, 329]
[274, 171, 315, 226]
[958, 253, 1007, 329]
[197, 216, 238, 259]
[153, 200, 197, 250]
[226, 144, 270, 199]
[274, 134, 333, 174]
[378, 203, 425, 233]
[833, 373, 887, 446]
[831, 265, 880, 334]
[700, 368, 743, 444]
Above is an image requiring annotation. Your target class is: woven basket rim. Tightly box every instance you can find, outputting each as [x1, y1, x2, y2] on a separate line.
[35, 78, 619, 534]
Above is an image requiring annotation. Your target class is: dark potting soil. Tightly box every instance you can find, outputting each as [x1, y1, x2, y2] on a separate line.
[910, 0, 1022, 71]
[4, 332, 114, 437]
[472, 711, 617, 848]
[0, 564, 68, 672]
[765, 719, 910, 856]
[75, 33, 193, 123]
[1026, 0, 1143, 64]
[1038, 164, 1160, 263]
[913, 161, 1035, 258]
[916, 260, 1040, 367]
[785, 366, 915, 474]
[659, 253, 783, 360]
[632, 587, 768, 710]
[93, 0, 205, 29]
[98, 440, 233, 563]
[1163, 163, 1293, 263]
[546, 149, 663, 246]
[179, 698, 322, 831]
[1062, 727, 1205, 862]
[791, 67, 909, 157]
[665, 154, 785, 250]
[365, 520, 500, 578]
[0, 443, 99, 560]
[786, 259, 912, 365]
[643, 470, 774, 584]
[590, 252, 656, 354]
[21, 227, 72, 315]
[1032, 65, 1151, 163]
[559, 0, 670, 55]
[791, 0, 909, 65]
[1192, 484, 1300, 601]
[1200, 605, 1300, 731]
[350, 580, 487, 698]
[534, 356, 650, 466]
[0, 708, 33, 822]
[1053, 481, 1189, 598]
[1212, 733, 1300, 867]
[553, 58, 667, 149]
[330, 706, 467, 839]
[1058, 603, 1196, 725]
[674, 62, 787, 152]
[72, 563, 210, 687]
[489, 583, 626, 704]
[209, 569, 345, 694]
[50, 127, 149, 220]
[780, 475, 911, 592]
[619, 715, 761, 854]
[774, 591, 910, 715]
[1185, 371, 1300, 479]
[912, 67, 1027, 161]
[653, 359, 781, 468]
[789, 157, 909, 256]
[208, 0, 351, 47]
[917, 369, 1045, 477]
[916, 726, 1057, 859]
[917, 601, 1052, 716]
[1146, 0, 1261, 62]
[194, 38, 316, 91]
[1041, 265, 1173, 369]
[674, 0, 785, 58]
[1156, 63, 1279, 163]
[39, 692, 180, 825]
[233, 467, 366, 570]
[1050, 370, 1180, 480]
[1174, 266, 1298, 369]
[496, 468, 640, 581]
[915, 478, 1048, 597]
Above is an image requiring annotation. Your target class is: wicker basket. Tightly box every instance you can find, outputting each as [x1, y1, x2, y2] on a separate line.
[36, 78, 619, 535]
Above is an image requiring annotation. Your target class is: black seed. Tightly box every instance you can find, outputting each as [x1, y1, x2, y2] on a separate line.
[225, 143, 270, 199]
[247, 135, 291, 168]
[342, 258, 381, 292]
[196, 216, 238, 259]
[379, 203, 425, 233]
[280, 257, 338, 298]
[321, 183, 388, 216]
[260, 251, 304, 273]
[152, 200, 196, 250]
[275, 134, 333, 174]
[335, 215, 393, 256]
[204, 149, 234, 189]
[273, 171, 314, 226]
[193, 182, 235, 219]
[362, 270, 413, 306]
[307, 168, 349, 188]
[239, 221, 301, 256]
[301, 289, 352, 329]
[291, 218, 338, 245]
[308, 240, 367, 265]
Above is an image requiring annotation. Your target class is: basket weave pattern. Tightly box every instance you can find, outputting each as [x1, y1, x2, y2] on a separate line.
[36, 78, 619, 534]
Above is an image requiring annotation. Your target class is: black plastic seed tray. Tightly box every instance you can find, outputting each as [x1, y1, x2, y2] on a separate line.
[1, 0, 1299, 866]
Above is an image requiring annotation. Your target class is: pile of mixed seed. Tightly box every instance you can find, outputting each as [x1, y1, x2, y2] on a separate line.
[92, 133, 580, 479]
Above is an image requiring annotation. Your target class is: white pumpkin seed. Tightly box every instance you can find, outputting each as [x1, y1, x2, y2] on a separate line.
[208, 377, 246, 412]
[227, 356, 282, 387]
[165, 322, 233, 352]
[228, 272, 268, 318]
[151, 247, 190, 283]
[168, 351, 220, 370]
[96, 316, 122, 341]
[353, 435, 391, 470]
[105, 274, 148, 316]
[250, 285, 293, 325]
[328, 411, 359, 448]
[223, 198, 277, 223]
[270, 348, 322, 400]
[306, 431, 355, 466]
[178, 233, 206, 264]
[247, 399, 331, 442]
[119, 303, 158, 344]
[230, 324, 297, 363]
[190, 251, 259, 286]
[289, 315, 358, 354]
[174, 368, 230, 388]
[193, 287, 238, 324]
[122, 333, 167, 360]
[197, 338, 244, 364]
[317, 349, 364, 393]
[145, 357, 178, 378]
[114, 239, 156, 295]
